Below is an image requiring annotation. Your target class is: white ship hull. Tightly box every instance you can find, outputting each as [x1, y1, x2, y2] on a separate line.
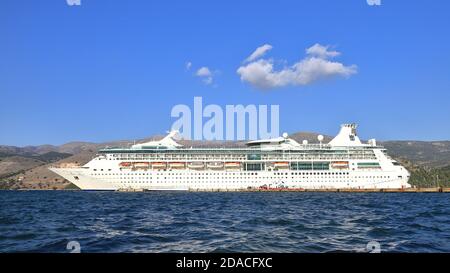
[50, 166, 410, 191]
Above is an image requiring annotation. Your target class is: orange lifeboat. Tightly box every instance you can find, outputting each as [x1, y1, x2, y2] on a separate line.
[169, 162, 186, 169]
[225, 162, 241, 168]
[331, 161, 349, 169]
[273, 162, 289, 168]
[151, 162, 167, 169]
[119, 162, 132, 167]
[133, 162, 150, 170]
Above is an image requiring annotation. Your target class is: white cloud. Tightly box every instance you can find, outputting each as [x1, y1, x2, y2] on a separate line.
[367, 0, 381, 6]
[185, 61, 192, 70]
[196, 66, 214, 85]
[196, 66, 212, 77]
[244, 44, 273, 63]
[306, 43, 340, 58]
[202, 76, 213, 85]
[237, 43, 357, 89]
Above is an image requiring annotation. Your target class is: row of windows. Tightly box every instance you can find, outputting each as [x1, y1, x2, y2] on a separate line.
[115, 176, 391, 181]
[103, 155, 378, 161]
[92, 168, 372, 175]
[116, 180, 360, 184]
[92, 171, 352, 176]
[90, 172, 392, 180]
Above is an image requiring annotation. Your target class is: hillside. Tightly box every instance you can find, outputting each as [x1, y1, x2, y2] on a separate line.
[3, 151, 97, 190]
[381, 141, 450, 168]
[0, 156, 45, 179]
[0, 133, 449, 189]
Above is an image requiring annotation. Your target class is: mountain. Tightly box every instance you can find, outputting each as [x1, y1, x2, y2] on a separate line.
[0, 133, 449, 189]
[380, 141, 450, 168]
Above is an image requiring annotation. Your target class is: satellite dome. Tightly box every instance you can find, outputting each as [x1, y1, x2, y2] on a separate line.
[282, 132, 288, 138]
[317, 135, 324, 142]
[302, 140, 308, 145]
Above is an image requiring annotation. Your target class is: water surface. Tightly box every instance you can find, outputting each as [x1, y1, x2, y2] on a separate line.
[0, 191, 449, 252]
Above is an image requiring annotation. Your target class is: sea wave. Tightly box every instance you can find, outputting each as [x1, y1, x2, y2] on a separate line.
[0, 191, 449, 252]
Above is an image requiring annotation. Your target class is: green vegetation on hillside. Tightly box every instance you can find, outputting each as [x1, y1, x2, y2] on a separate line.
[407, 165, 450, 188]
[31, 151, 72, 163]
[383, 141, 450, 168]
[397, 158, 450, 187]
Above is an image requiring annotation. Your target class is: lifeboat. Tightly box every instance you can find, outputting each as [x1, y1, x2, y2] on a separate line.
[151, 162, 167, 169]
[207, 161, 224, 169]
[273, 162, 289, 168]
[225, 162, 241, 168]
[119, 162, 132, 167]
[187, 162, 205, 169]
[133, 162, 149, 167]
[331, 161, 349, 169]
[169, 162, 186, 169]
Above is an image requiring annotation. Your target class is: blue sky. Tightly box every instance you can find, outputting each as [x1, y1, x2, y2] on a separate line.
[1, 0, 449, 146]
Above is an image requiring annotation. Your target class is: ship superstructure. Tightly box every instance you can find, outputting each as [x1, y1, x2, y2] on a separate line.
[49, 124, 411, 190]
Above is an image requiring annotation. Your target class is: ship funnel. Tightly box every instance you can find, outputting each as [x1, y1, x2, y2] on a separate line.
[164, 130, 181, 141]
[132, 130, 183, 149]
[328, 123, 363, 147]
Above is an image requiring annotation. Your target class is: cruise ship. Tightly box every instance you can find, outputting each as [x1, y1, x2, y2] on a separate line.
[49, 124, 411, 191]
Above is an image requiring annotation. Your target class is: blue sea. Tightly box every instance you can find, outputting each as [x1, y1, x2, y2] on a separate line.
[0, 191, 449, 252]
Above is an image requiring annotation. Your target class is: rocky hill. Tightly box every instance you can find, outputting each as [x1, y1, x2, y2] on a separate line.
[0, 133, 449, 189]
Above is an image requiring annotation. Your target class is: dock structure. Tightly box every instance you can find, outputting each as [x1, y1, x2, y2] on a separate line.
[190, 187, 450, 193]
[116, 187, 450, 193]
